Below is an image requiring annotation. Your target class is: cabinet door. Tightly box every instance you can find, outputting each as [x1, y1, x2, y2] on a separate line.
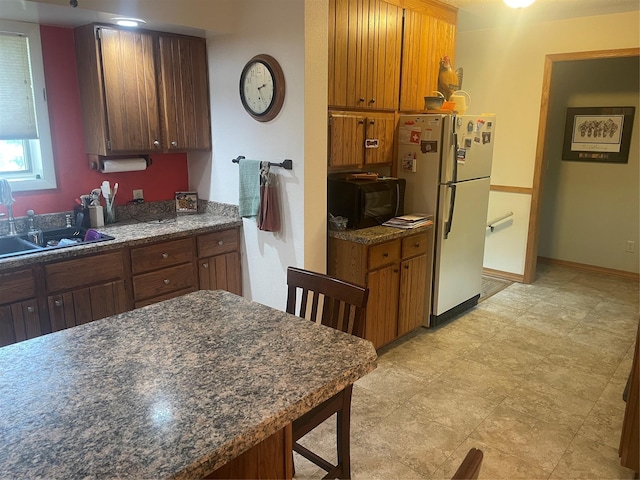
[328, 112, 365, 168]
[328, 0, 401, 110]
[48, 280, 127, 333]
[199, 252, 242, 296]
[365, 263, 399, 349]
[363, 0, 402, 110]
[0, 300, 41, 347]
[99, 27, 161, 152]
[398, 254, 427, 336]
[400, 7, 457, 112]
[363, 112, 395, 165]
[158, 34, 211, 151]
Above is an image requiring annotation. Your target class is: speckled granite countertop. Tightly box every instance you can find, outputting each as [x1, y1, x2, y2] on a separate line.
[0, 289, 377, 479]
[0, 213, 242, 270]
[328, 223, 433, 245]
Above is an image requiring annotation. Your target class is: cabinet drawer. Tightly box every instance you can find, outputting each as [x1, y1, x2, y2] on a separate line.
[45, 251, 124, 293]
[131, 238, 193, 274]
[197, 229, 239, 258]
[0, 269, 36, 304]
[133, 263, 195, 301]
[368, 240, 400, 270]
[402, 233, 429, 259]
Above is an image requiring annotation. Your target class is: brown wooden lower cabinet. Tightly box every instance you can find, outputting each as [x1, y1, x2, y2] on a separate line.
[48, 280, 128, 332]
[366, 263, 400, 348]
[0, 300, 41, 347]
[199, 251, 242, 295]
[328, 228, 433, 349]
[206, 423, 292, 480]
[0, 227, 242, 347]
[398, 253, 428, 337]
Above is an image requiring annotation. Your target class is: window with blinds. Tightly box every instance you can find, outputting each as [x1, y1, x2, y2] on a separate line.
[0, 20, 56, 192]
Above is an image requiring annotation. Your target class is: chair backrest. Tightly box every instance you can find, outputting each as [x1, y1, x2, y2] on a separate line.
[452, 448, 483, 480]
[286, 267, 369, 338]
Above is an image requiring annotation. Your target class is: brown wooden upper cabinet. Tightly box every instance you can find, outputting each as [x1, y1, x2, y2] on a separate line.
[328, 111, 395, 167]
[328, 0, 402, 111]
[158, 34, 211, 151]
[74, 24, 211, 156]
[399, 4, 457, 112]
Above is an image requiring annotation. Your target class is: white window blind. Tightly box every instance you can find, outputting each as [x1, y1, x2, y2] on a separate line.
[0, 31, 38, 140]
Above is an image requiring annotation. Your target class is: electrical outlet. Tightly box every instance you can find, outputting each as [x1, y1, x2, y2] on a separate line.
[626, 240, 635, 253]
[133, 189, 144, 200]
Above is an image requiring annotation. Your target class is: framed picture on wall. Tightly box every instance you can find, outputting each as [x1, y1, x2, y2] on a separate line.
[562, 106, 635, 163]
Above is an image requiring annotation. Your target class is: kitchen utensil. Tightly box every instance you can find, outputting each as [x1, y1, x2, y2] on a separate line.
[101, 181, 111, 198]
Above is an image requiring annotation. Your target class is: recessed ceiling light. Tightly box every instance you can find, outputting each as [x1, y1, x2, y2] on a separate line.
[504, 0, 535, 7]
[111, 17, 147, 28]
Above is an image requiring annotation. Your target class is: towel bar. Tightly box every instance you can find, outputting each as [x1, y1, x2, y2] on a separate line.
[232, 155, 293, 170]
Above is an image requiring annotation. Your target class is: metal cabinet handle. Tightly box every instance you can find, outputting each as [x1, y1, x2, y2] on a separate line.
[162, 253, 169, 259]
[202, 262, 209, 268]
[358, 120, 365, 125]
[369, 98, 376, 104]
[414, 242, 420, 247]
[217, 240, 224, 246]
[163, 279, 170, 285]
[153, 140, 160, 147]
[404, 265, 409, 269]
[369, 120, 375, 125]
[27, 305, 34, 313]
[54, 300, 62, 307]
[171, 141, 178, 147]
[383, 252, 388, 257]
[358, 97, 365, 103]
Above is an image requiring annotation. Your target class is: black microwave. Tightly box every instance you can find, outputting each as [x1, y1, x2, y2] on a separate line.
[328, 177, 406, 229]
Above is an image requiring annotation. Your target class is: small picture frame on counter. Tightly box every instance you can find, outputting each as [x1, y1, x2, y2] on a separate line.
[175, 191, 198, 214]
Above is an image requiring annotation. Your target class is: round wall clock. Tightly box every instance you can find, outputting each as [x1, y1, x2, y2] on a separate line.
[239, 54, 285, 122]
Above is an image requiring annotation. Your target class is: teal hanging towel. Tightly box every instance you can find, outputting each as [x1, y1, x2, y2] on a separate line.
[238, 159, 261, 218]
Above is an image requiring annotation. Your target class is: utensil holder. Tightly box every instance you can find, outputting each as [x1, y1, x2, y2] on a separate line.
[105, 204, 116, 224]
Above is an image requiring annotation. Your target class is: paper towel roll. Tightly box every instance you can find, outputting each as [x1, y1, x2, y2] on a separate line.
[100, 158, 147, 173]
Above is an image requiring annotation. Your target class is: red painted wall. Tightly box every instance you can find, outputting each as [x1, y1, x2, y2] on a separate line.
[3, 25, 189, 218]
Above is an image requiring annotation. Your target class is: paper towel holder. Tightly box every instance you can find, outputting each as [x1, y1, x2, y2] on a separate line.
[88, 154, 152, 172]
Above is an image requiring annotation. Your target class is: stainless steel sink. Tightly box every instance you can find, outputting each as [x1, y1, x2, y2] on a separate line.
[0, 227, 115, 260]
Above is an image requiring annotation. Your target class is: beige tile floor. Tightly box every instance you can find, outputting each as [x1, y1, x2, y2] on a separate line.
[294, 264, 639, 479]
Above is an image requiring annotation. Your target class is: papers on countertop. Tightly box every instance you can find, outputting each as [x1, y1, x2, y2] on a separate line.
[382, 213, 433, 229]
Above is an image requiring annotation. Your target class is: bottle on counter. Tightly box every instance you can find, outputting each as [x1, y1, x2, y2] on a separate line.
[26, 209, 43, 246]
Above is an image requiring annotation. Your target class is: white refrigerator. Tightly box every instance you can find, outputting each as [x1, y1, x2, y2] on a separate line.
[397, 114, 496, 327]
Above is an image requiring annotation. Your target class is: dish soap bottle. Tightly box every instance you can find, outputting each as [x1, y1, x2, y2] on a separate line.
[26, 209, 43, 246]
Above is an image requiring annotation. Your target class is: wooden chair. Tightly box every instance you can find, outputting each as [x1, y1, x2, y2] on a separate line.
[452, 448, 484, 480]
[286, 266, 369, 479]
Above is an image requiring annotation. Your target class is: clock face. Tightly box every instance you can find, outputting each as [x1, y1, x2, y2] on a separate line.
[239, 54, 285, 122]
[242, 61, 274, 115]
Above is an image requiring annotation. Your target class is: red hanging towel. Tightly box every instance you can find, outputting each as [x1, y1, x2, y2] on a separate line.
[257, 163, 280, 232]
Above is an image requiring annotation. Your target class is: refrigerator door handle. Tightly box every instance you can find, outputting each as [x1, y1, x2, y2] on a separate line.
[452, 131, 459, 183]
[444, 184, 457, 239]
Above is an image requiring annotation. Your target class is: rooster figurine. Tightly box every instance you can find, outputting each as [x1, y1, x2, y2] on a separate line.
[438, 55, 463, 101]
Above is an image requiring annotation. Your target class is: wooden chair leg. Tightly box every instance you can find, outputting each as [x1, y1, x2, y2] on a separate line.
[336, 388, 352, 479]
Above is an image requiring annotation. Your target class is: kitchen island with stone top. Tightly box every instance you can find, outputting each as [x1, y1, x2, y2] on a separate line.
[0, 289, 377, 479]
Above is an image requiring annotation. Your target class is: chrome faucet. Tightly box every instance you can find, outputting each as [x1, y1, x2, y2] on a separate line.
[0, 178, 17, 236]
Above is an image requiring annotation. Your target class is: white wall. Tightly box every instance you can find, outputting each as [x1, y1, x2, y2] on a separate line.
[457, 10, 640, 276]
[539, 57, 639, 273]
[190, 0, 328, 309]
